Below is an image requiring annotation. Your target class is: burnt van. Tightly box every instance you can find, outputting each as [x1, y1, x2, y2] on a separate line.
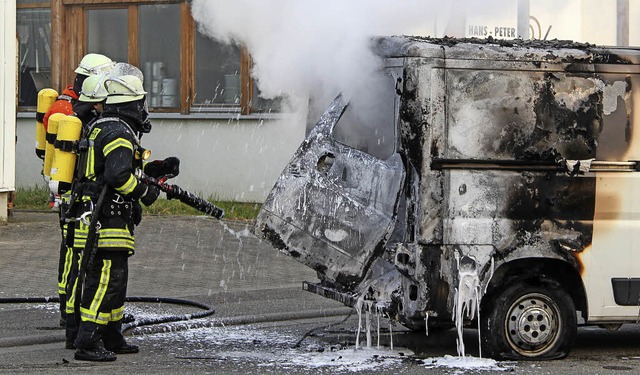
[254, 36, 640, 360]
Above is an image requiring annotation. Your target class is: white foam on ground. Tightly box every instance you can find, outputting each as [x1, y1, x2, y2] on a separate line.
[137, 325, 413, 372]
[220, 346, 412, 373]
[423, 354, 515, 372]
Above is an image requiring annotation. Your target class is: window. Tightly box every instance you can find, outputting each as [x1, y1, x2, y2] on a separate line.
[16, 3, 51, 107]
[193, 28, 241, 109]
[86, 9, 128, 63]
[333, 73, 397, 160]
[16, 0, 280, 115]
[139, 4, 181, 108]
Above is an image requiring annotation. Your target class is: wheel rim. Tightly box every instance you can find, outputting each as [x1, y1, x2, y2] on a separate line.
[504, 292, 562, 357]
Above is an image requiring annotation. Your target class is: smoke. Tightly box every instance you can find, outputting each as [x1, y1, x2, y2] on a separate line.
[190, 0, 449, 114]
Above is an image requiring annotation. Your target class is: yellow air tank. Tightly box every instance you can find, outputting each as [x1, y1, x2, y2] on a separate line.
[43, 112, 65, 182]
[35, 89, 58, 159]
[50, 115, 82, 195]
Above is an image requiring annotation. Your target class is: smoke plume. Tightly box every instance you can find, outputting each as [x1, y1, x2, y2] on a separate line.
[190, 0, 454, 114]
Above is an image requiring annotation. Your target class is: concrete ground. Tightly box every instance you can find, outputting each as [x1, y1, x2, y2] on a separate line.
[0, 211, 351, 373]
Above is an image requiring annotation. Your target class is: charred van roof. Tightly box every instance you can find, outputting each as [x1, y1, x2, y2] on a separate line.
[372, 35, 640, 65]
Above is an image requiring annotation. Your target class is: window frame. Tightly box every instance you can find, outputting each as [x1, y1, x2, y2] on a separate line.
[18, 0, 255, 115]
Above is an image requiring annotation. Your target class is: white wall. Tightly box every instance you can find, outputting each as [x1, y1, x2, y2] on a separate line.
[464, 0, 639, 46]
[631, 0, 640, 45]
[1, 0, 17, 223]
[581, 0, 617, 45]
[16, 112, 306, 203]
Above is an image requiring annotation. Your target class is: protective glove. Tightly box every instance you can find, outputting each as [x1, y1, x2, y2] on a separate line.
[140, 184, 160, 206]
[144, 157, 180, 179]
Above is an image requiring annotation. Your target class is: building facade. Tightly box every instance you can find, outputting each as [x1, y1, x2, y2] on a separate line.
[1, 0, 17, 223]
[15, 0, 303, 204]
[7, 0, 640, 211]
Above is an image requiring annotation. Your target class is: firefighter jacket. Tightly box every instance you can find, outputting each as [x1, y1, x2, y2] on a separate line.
[73, 116, 148, 254]
[43, 86, 78, 131]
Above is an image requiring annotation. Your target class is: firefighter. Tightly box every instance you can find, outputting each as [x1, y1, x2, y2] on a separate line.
[48, 54, 115, 328]
[62, 73, 109, 349]
[73, 73, 179, 361]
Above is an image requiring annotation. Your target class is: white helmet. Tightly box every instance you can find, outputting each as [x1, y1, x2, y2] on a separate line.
[79, 74, 108, 103]
[75, 53, 115, 76]
[105, 75, 147, 104]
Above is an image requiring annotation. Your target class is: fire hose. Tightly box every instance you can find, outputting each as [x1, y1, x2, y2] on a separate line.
[0, 296, 215, 334]
[135, 170, 225, 220]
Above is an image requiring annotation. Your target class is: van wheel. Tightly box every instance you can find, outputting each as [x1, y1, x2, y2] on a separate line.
[481, 281, 576, 360]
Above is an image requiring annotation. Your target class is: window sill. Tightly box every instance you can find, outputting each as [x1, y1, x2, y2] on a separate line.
[16, 111, 284, 121]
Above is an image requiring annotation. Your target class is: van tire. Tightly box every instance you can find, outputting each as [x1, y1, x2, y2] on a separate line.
[480, 280, 577, 360]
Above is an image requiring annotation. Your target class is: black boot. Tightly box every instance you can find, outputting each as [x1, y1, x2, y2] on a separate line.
[74, 321, 116, 361]
[105, 342, 139, 354]
[103, 320, 139, 354]
[74, 345, 117, 362]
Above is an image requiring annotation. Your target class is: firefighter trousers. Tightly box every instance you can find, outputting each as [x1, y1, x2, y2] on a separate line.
[74, 251, 129, 350]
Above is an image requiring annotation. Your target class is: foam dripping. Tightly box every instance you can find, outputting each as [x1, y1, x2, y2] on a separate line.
[452, 251, 482, 358]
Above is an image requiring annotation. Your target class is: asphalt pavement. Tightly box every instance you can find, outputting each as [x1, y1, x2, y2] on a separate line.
[5, 212, 640, 375]
[0, 210, 352, 373]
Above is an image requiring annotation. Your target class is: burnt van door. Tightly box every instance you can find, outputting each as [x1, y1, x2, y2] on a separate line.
[256, 93, 404, 287]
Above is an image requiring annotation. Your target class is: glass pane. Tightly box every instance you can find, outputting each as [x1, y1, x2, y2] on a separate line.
[86, 9, 128, 63]
[139, 4, 181, 108]
[251, 79, 283, 114]
[333, 99, 396, 160]
[333, 76, 397, 160]
[193, 28, 241, 109]
[17, 8, 51, 107]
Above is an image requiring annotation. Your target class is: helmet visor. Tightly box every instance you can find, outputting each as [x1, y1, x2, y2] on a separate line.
[108, 63, 144, 84]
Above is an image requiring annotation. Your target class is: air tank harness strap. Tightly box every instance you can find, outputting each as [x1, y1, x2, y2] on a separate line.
[54, 138, 77, 153]
[46, 132, 57, 145]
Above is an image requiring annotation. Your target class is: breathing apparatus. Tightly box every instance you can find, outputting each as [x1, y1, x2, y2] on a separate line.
[35, 89, 59, 160]
[43, 113, 65, 182]
[49, 115, 83, 195]
[50, 74, 110, 196]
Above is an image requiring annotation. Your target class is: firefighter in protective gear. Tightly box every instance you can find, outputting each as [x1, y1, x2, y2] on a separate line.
[73, 72, 179, 362]
[62, 74, 109, 350]
[48, 54, 114, 328]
